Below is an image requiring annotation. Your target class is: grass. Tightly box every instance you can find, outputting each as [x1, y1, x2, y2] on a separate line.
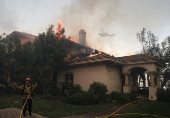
[0, 94, 116, 118]
[115, 100, 170, 118]
[1, 94, 170, 118]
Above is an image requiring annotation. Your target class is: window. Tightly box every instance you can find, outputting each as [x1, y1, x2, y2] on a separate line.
[65, 73, 73, 85]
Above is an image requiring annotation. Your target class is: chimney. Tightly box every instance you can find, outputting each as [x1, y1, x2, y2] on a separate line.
[79, 29, 86, 46]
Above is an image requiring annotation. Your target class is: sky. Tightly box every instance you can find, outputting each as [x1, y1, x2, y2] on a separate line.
[1, 0, 170, 57]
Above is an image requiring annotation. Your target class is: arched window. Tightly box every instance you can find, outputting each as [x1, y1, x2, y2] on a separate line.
[65, 73, 73, 85]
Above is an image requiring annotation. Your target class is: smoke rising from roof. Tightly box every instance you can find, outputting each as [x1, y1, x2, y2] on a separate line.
[60, 0, 121, 50]
[1, 0, 170, 56]
[59, 0, 170, 56]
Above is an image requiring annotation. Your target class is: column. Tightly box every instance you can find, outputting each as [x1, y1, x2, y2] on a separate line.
[149, 73, 155, 87]
[156, 74, 161, 88]
[123, 73, 131, 93]
[125, 74, 129, 86]
[148, 72, 157, 101]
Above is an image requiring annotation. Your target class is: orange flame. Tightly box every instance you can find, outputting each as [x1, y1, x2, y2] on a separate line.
[64, 54, 71, 60]
[58, 19, 63, 28]
[127, 52, 131, 56]
[69, 36, 73, 41]
[67, 54, 71, 59]
[55, 18, 64, 39]
[90, 53, 92, 55]
[98, 51, 102, 55]
[76, 57, 78, 58]
[69, 36, 77, 43]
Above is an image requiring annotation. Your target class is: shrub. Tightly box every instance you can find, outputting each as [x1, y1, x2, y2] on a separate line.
[110, 92, 128, 103]
[48, 86, 62, 96]
[59, 82, 82, 95]
[4, 85, 14, 94]
[0, 78, 7, 85]
[14, 87, 23, 95]
[34, 83, 44, 94]
[60, 82, 137, 105]
[66, 91, 98, 105]
[43, 94, 53, 100]
[125, 93, 136, 101]
[66, 91, 113, 105]
[110, 91, 136, 103]
[59, 82, 72, 89]
[156, 88, 170, 102]
[88, 81, 108, 95]
[67, 84, 82, 96]
[0, 85, 15, 95]
[60, 82, 72, 94]
[0, 86, 5, 94]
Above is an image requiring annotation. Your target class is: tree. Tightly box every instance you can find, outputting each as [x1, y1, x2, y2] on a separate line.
[137, 28, 160, 56]
[137, 28, 170, 88]
[0, 34, 6, 84]
[137, 28, 146, 53]
[163, 69, 170, 88]
[2, 35, 24, 83]
[33, 25, 68, 94]
[0, 22, 68, 94]
[160, 36, 170, 87]
[18, 41, 35, 83]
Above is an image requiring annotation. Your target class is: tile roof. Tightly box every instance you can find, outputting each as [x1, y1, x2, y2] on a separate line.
[5, 31, 36, 44]
[64, 53, 118, 63]
[66, 39, 93, 50]
[64, 53, 160, 65]
[117, 54, 159, 63]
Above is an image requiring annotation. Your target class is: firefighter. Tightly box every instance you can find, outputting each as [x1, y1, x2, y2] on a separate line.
[14, 78, 36, 116]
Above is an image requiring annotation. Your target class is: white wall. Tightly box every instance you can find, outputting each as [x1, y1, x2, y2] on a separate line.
[106, 65, 122, 93]
[57, 63, 123, 93]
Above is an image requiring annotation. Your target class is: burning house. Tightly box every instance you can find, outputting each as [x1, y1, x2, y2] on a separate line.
[5, 31, 36, 44]
[4, 28, 162, 101]
[57, 29, 162, 101]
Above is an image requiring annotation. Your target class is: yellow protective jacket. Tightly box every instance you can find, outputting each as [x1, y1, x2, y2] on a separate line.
[15, 84, 33, 100]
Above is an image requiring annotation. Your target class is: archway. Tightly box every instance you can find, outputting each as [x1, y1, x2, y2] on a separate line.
[130, 67, 149, 95]
[122, 61, 162, 100]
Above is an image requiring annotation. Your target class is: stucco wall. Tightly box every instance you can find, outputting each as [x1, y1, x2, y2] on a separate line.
[106, 65, 122, 93]
[123, 63, 158, 74]
[57, 63, 107, 91]
[57, 63, 123, 93]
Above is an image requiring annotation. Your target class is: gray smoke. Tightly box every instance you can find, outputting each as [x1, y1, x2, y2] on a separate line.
[59, 0, 121, 53]
[59, 0, 170, 56]
[0, 0, 18, 34]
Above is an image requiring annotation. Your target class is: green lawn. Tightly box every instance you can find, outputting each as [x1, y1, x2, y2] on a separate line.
[0, 94, 116, 118]
[1, 94, 170, 118]
[115, 100, 170, 118]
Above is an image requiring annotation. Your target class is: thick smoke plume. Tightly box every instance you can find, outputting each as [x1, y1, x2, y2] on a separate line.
[59, 0, 170, 56]
[59, 0, 121, 55]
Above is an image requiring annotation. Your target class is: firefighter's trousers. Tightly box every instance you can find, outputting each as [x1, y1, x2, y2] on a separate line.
[23, 99, 32, 115]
